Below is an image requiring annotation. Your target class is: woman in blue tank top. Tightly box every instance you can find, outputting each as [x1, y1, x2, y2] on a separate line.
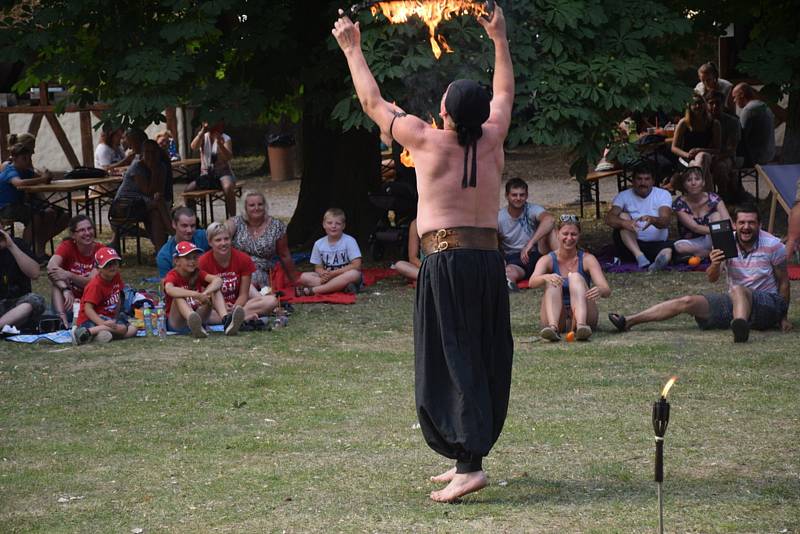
[529, 215, 611, 341]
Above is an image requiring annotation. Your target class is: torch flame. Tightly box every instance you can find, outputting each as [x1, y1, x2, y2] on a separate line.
[370, 1, 488, 59]
[399, 116, 438, 168]
[660, 376, 678, 398]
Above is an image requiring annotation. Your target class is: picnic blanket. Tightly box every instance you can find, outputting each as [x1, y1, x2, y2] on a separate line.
[274, 265, 399, 304]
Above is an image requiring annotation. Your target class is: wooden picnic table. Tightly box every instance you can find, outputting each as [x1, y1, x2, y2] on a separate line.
[16, 176, 122, 251]
[577, 169, 630, 219]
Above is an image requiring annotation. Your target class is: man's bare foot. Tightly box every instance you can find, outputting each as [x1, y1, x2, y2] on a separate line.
[430, 471, 487, 503]
[430, 467, 456, 484]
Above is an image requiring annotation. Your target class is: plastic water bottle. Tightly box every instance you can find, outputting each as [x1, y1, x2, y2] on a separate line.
[72, 300, 80, 328]
[143, 303, 153, 336]
[156, 303, 166, 341]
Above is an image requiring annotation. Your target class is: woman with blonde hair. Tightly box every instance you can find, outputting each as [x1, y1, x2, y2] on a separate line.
[199, 221, 278, 325]
[225, 190, 299, 289]
[529, 215, 611, 342]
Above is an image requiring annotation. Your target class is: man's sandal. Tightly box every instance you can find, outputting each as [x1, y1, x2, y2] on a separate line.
[608, 313, 627, 332]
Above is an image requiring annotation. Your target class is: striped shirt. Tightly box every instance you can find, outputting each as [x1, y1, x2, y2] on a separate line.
[724, 230, 785, 294]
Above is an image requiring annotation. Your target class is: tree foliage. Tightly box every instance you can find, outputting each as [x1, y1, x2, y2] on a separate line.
[0, 0, 296, 127]
[333, 0, 692, 179]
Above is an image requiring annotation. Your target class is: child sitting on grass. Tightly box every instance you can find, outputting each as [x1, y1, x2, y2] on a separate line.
[296, 208, 363, 296]
[163, 241, 244, 338]
[72, 247, 137, 344]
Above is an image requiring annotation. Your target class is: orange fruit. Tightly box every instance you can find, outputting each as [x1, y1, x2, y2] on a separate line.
[688, 256, 701, 267]
[565, 331, 575, 342]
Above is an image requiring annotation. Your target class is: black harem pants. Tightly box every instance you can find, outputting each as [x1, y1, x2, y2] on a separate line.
[414, 247, 514, 473]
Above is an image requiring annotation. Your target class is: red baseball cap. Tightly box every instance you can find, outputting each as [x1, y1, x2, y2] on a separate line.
[174, 241, 201, 258]
[95, 246, 121, 268]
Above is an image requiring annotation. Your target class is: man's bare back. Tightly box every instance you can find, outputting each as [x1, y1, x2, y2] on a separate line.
[410, 123, 506, 235]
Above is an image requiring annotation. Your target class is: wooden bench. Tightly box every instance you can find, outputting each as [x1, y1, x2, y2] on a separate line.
[577, 169, 630, 219]
[181, 181, 245, 226]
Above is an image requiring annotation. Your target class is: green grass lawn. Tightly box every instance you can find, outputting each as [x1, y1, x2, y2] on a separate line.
[1, 263, 799, 532]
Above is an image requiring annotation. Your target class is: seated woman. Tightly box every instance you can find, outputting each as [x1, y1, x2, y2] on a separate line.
[109, 137, 172, 250]
[671, 94, 720, 190]
[94, 125, 125, 170]
[186, 122, 236, 216]
[529, 215, 611, 342]
[47, 215, 104, 328]
[225, 190, 299, 290]
[155, 130, 180, 161]
[671, 167, 731, 258]
[0, 140, 68, 258]
[199, 222, 278, 325]
[391, 219, 421, 282]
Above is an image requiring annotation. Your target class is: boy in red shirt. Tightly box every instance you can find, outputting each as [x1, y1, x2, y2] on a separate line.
[164, 241, 244, 338]
[71, 247, 137, 344]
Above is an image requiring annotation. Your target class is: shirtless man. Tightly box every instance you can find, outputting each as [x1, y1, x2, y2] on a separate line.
[333, 6, 514, 503]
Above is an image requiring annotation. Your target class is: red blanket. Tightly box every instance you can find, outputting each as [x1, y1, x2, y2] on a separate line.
[273, 266, 400, 304]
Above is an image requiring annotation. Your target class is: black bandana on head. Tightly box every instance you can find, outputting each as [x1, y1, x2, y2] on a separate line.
[444, 79, 491, 188]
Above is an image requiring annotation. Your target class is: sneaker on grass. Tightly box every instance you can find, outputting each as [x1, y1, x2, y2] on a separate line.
[224, 305, 245, 336]
[71, 326, 91, 345]
[187, 312, 208, 339]
[93, 331, 113, 343]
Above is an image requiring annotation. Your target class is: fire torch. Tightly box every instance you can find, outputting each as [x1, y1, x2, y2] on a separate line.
[652, 376, 677, 534]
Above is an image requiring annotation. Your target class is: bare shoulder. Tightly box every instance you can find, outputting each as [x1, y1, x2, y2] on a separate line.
[393, 113, 434, 149]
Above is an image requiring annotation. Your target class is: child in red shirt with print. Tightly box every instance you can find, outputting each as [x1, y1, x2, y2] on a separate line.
[164, 241, 244, 338]
[71, 247, 137, 345]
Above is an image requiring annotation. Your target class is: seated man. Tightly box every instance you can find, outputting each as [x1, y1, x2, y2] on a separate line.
[608, 204, 790, 342]
[705, 90, 741, 202]
[604, 164, 673, 271]
[732, 83, 775, 167]
[156, 206, 209, 277]
[497, 177, 556, 291]
[0, 228, 45, 332]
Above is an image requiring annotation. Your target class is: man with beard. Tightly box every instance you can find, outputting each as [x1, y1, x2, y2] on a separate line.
[333, 6, 514, 502]
[608, 203, 791, 342]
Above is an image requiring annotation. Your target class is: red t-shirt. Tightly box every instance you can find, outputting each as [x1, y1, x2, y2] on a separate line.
[163, 268, 211, 314]
[77, 272, 124, 325]
[55, 239, 103, 297]
[198, 249, 256, 306]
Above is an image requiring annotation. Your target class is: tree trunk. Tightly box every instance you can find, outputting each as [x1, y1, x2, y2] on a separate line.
[286, 111, 382, 248]
[782, 90, 800, 164]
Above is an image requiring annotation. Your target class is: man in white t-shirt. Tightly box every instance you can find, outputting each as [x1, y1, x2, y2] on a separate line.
[497, 178, 556, 291]
[605, 164, 674, 271]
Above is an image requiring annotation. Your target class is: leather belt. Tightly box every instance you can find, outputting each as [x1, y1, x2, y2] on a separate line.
[420, 227, 498, 255]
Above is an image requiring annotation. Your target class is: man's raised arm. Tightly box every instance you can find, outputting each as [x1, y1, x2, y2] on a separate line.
[332, 13, 409, 142]
[479, 6, 513, 131]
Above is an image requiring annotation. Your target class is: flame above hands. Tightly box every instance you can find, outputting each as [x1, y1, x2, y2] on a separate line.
[368, 1, 490, 58]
